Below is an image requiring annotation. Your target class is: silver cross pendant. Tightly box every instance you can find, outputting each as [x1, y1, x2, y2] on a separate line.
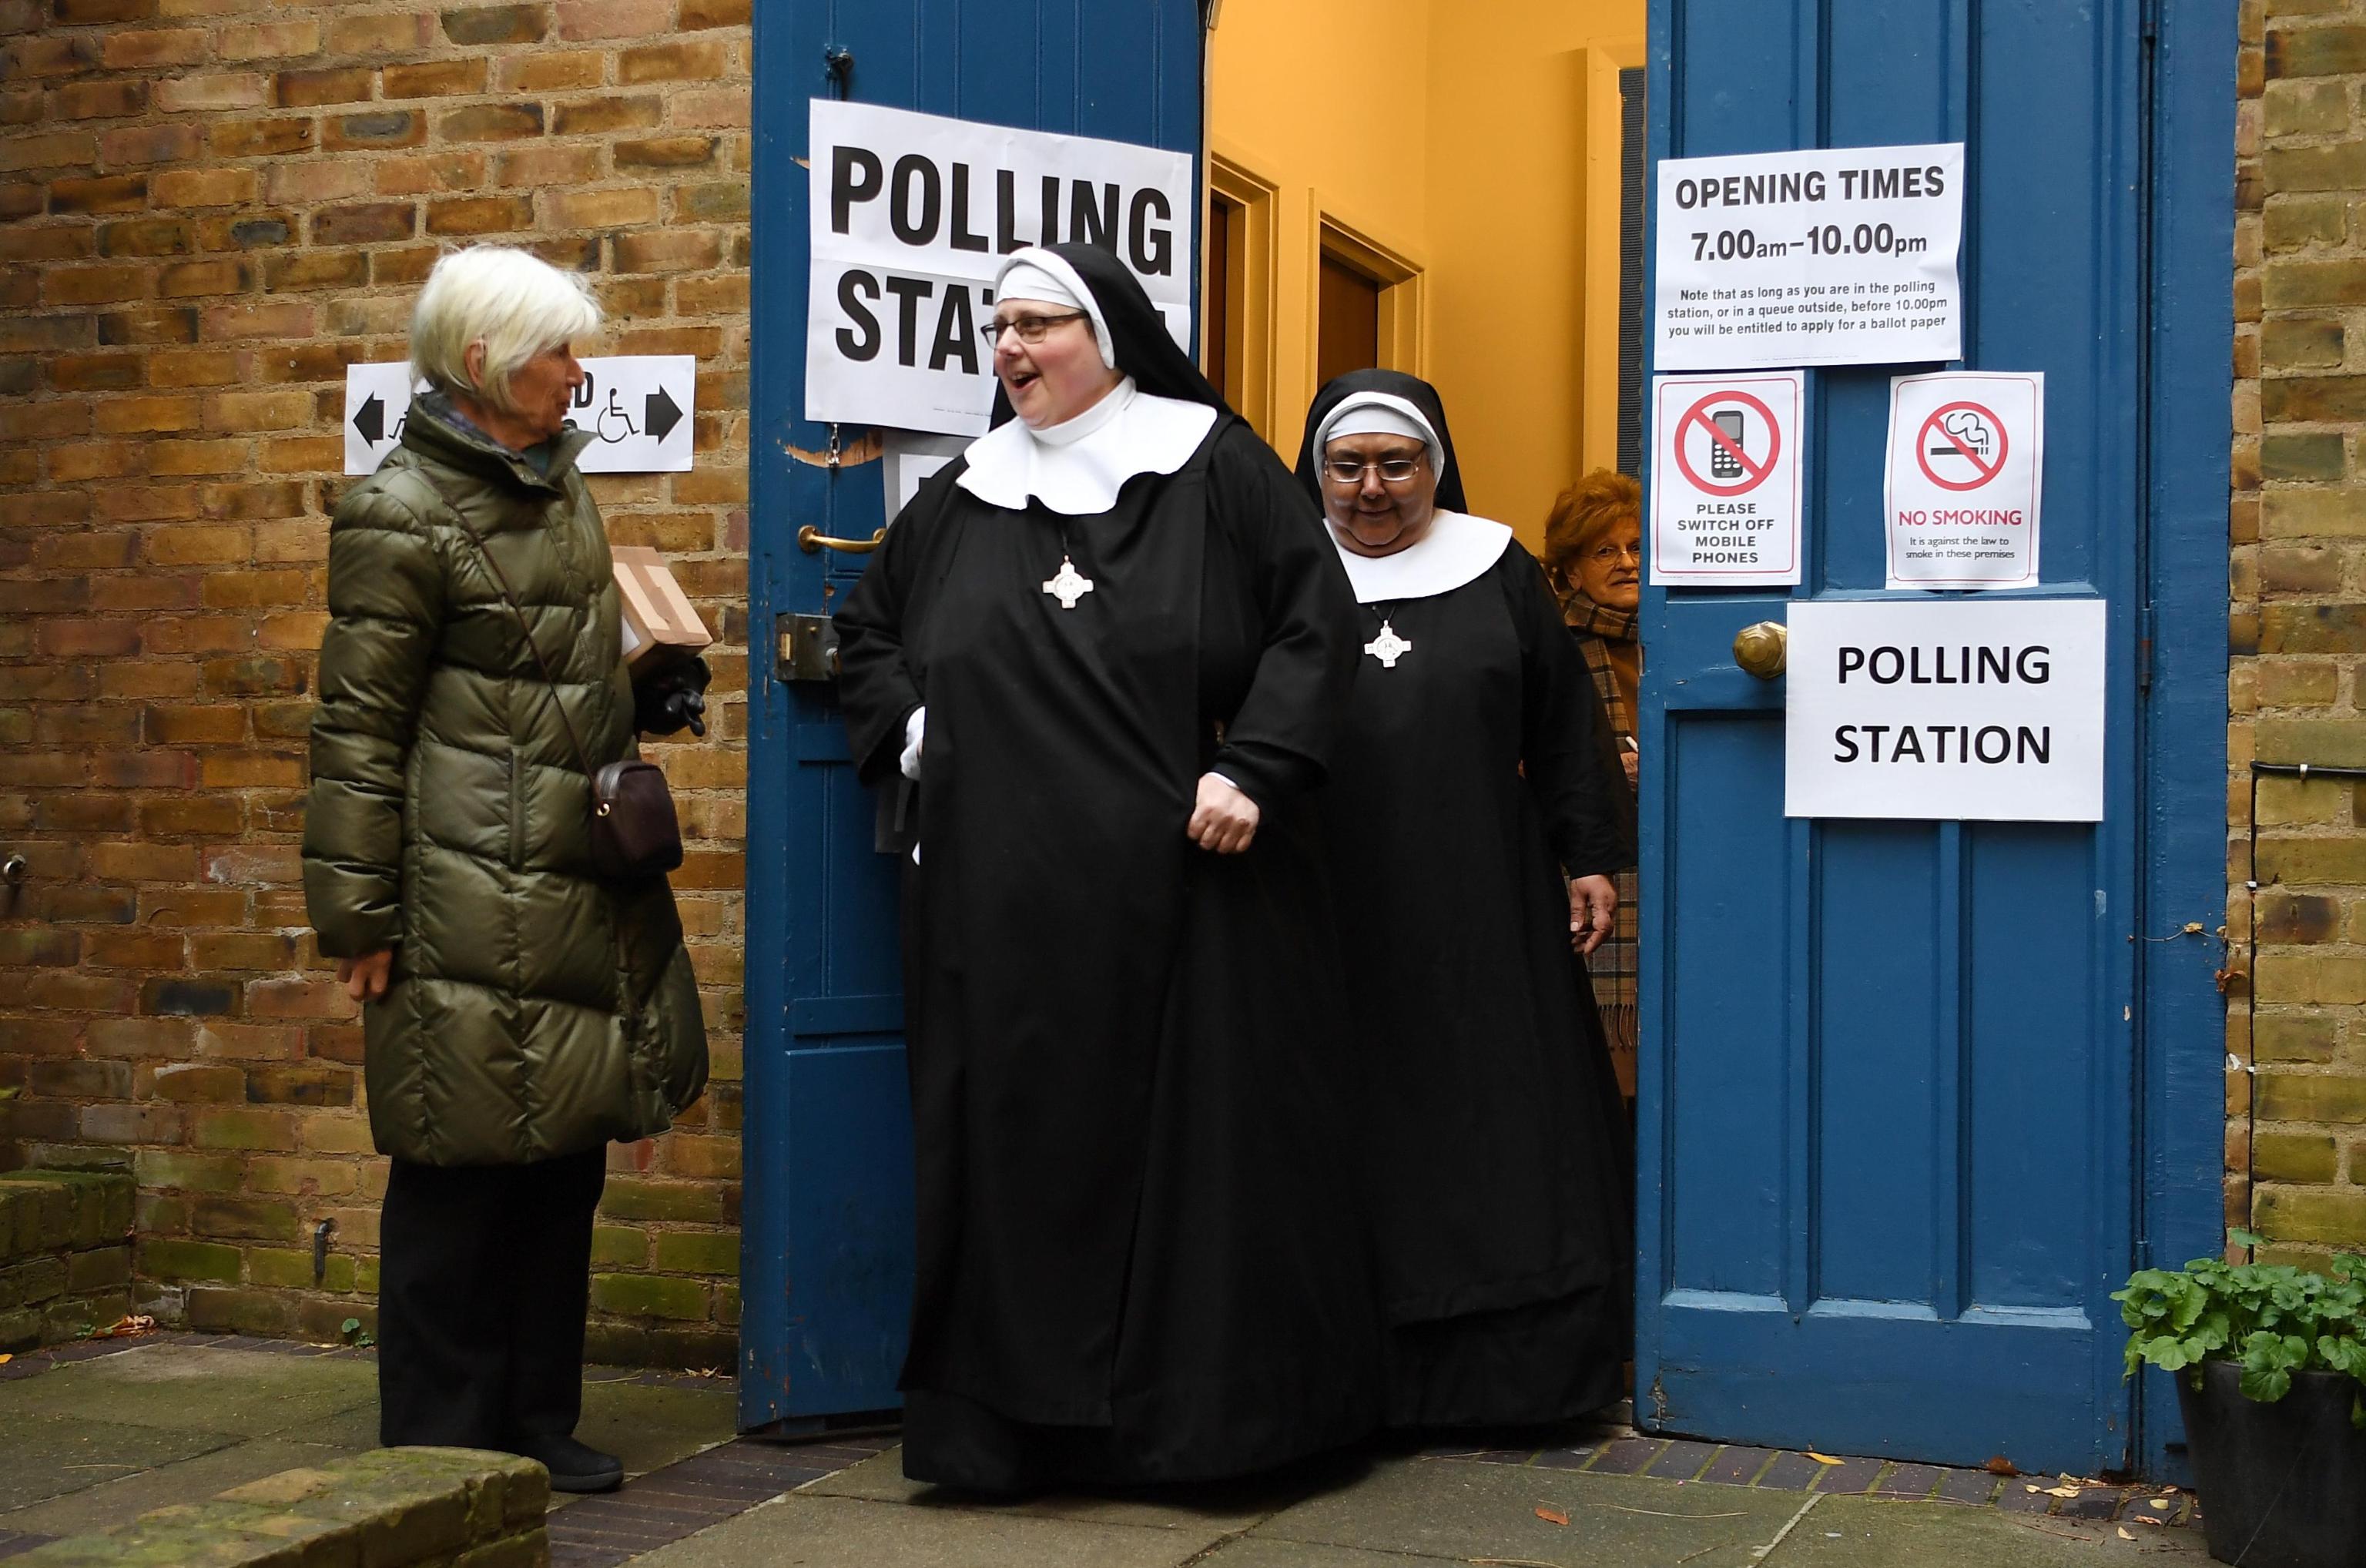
[1042, 554, 1094, 610]
[1364, 620, 1412, 669]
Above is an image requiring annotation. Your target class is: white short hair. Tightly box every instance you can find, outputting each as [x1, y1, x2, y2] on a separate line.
[409, 246, 601, 414]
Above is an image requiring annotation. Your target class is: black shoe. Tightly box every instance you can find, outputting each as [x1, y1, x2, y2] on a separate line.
[509, 1434, 624, 1493]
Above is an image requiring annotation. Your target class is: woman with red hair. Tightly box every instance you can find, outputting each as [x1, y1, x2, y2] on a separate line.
[1543, 470, 1643, 1094]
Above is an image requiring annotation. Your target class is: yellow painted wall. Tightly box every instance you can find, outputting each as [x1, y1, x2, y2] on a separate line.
[1206, 0, 1643, 544]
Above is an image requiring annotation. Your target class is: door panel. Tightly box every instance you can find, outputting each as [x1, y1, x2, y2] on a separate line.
[1638, 0, 2144, 1473]
[741, 1, 1205, 1432]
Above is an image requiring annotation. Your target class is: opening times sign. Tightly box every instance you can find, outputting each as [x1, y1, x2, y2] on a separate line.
[806, 100, 1195, 437]
[1654, 142, 1964, 370]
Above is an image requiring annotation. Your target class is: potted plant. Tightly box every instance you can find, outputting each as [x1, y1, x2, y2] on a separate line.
[2115, 1231, 2366, 1568]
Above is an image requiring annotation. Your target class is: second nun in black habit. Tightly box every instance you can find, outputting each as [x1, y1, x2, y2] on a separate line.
[1295, 370, 1637, 1430]
[835, 244, 1382, 1489]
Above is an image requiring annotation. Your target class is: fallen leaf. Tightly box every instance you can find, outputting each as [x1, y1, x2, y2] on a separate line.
[2118, 1527, 2136, 1541]
[83, 1315, 156, 1342]
[1805, 1451, 1845, 1465]
[2025, 1484, 2042, 1493]
[1984, 1456, 2021, 1476]
[2148, 1497, 2171, 1509]
[0, 1353, 11, 1365]
[1533, 1507, 1570, 1526]
[2130, 1515, 2164, 1526]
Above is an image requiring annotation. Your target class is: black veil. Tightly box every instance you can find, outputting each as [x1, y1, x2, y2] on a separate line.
[988, 242, 1228, 427]
[1292, 369, 1470, 515]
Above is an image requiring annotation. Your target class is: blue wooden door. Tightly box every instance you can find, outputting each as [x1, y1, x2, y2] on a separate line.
[740, 2, 1206, 1432]
[1636, 2, 2230, 1476]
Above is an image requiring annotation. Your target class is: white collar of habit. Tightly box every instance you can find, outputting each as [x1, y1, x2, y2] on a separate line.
[1328, 509, 1514, 604]
[957, 377, 1219, 517]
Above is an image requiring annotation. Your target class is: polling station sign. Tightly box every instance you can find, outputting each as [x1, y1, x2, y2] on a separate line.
[1648, 370, 1803, 586]
[1785, 599, 2105, 823]
[344, 357, 695, 476]
[1883, 370, 2044, 590]
[1654, 142, 1963, 370]
[806, 100, 1195, 437]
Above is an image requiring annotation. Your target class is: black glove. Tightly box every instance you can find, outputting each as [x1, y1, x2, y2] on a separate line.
[633, 655, 711, 739]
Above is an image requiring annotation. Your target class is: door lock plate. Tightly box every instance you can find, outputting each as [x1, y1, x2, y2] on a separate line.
[777, 613, 841, 682]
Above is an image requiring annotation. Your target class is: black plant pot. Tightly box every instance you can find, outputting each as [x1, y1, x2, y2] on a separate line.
[2177, 1359, 2366, 1568]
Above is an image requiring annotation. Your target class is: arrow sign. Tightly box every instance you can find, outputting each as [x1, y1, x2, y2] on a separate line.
[645, 386, 682, 444]
[346, 356, 692, 476]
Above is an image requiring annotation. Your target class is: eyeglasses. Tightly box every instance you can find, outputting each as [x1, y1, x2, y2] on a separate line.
[1321, 454, 1426, 485]
[980, 310, 1090, 347]
[1587, 540, 1643, 564]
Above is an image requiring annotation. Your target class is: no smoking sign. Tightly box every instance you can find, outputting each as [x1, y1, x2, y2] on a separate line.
[1884, 370, 2044, 589]
[1650, 370, 1803, 586]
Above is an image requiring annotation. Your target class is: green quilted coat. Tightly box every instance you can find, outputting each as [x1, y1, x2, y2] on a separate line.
[301, 399, 707, 1167]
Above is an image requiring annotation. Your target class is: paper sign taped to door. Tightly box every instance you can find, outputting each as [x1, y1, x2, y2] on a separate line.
[1654, 142, 1963, 370]
[1785, 598, 2106, 823]
[805, 99, 1195, 437]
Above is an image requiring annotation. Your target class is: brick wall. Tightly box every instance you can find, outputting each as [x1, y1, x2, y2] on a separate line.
[0, 0, 753, 1367]
[2231, 0, 2366, 1261]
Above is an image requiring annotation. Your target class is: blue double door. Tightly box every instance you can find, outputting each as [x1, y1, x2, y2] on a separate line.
[742, 0, 2228, 1476]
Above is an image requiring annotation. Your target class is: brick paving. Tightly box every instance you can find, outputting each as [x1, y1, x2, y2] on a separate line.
[546, 1434, 895, 1568]
[1443, 1434, 2205, 1529]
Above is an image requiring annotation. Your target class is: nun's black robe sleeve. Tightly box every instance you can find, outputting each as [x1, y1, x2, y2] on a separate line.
[1203, 428, 1359, 807]
[836, 471, 945, 786]
[1507, 548, 1637, 879]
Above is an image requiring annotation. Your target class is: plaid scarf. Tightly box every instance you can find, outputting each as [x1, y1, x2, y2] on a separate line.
[1560, 591, 1639, 1085]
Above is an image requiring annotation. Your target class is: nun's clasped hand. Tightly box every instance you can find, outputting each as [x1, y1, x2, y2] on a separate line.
[1188, 772, 1261, 854]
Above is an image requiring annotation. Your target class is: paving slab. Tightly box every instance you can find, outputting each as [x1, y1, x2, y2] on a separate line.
[260, 1402, 381, 1451]
[0, 1343, 377, 1438]
[0, 1413, 233, 1512]
[627, 1492, 1215, 1568]
[1196, 1541, 1466, 1567]
[1249, 1456, 1808, 1568]
[1765, 1494, 2210, 1565]
[0, 1436, 353, 1537]
[802, 1446, 1342, 1543]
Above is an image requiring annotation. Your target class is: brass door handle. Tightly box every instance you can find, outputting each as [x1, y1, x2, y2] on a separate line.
[798, 525, 886, 554]
[1734, 621, 1788, 679]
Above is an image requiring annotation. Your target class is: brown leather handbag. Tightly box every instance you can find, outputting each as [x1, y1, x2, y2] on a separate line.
[468, 530, 685, 883]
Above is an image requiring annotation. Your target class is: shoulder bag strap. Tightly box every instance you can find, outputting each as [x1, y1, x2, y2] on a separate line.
[457, 524, 604, 782]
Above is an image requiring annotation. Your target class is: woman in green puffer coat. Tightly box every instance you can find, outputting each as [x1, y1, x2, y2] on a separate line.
[301, 246, 709, 1493]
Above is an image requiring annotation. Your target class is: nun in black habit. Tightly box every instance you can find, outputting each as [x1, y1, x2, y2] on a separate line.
[1295, 370, 1636, 1430]
[836, 245, 1381, 1490]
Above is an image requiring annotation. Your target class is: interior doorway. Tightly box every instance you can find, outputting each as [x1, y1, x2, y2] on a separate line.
[1202, 0, 1646, 533]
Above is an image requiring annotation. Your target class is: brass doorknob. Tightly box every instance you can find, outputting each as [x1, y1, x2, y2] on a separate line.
[1733, 621, 1788, 679]
[797, 524, 886, 554]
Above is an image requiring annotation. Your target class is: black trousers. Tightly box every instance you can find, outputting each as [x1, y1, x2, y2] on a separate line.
[377, 1146, 606, 1449]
